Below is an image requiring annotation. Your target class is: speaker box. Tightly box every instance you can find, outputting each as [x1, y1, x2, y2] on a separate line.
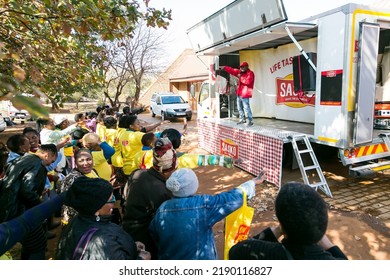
[293, 52, 317, 92]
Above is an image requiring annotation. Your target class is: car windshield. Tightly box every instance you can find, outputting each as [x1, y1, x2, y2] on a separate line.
[161, 96, 184, 104]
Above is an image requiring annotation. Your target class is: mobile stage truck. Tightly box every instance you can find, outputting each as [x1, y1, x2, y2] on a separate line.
[187, 0, 390, 197]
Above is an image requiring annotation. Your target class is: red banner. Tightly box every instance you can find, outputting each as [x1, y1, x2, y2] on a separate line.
[276, 75, 315, 107]
[220, 139, 238, 159]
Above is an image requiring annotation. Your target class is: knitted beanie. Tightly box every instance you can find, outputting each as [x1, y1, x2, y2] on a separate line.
[64, 177, 113, 216]
[166, 168, 199, 197]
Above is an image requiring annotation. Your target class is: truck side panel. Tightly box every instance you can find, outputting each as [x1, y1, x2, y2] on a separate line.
[314, 10, 349, 147]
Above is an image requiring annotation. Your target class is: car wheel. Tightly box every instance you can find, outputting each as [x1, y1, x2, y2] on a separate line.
[161, 111, 167, 121]
[151, 109, 156, 117]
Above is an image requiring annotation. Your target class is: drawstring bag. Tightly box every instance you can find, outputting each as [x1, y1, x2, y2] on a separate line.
[223, 190, 254, 260]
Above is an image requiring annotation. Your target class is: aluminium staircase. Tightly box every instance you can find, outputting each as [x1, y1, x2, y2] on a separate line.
[288, 134, 333, 198]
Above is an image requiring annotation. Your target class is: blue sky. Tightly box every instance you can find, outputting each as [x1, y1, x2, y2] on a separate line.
[152, 0, 382, 63]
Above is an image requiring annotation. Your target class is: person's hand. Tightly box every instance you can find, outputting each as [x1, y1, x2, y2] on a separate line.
[135, 241, 151, 260]
[135, 241, 145, 252]
[57, 137, 71, 149]
[138, 250, 151, 260]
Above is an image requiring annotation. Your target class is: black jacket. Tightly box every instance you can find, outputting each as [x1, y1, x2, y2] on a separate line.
[56, 214, 138, 260]
[0, 153, 47, 223]
[122, 168, 172, 259]
[229, 227, 348, 260]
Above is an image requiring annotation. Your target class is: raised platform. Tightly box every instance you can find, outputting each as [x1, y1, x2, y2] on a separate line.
[217, 117, 314, 142]
[197, 117, 301, 188]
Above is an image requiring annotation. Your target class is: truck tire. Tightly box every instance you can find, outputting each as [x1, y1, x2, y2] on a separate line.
[151, 109, 156, 117]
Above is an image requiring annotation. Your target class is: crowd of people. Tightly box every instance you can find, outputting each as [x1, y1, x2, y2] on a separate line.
[0, 104, 347, 260]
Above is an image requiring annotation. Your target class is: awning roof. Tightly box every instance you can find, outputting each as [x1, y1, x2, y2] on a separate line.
[170, 75, 209, 83]
[199, 22, 318, 56]
[169, 51, 209, 82]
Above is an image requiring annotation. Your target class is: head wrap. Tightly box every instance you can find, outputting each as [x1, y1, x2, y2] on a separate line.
[152, 138, 177, 174]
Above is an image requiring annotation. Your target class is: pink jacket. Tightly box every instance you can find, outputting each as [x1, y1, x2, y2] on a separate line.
[223, 66, 255, 98]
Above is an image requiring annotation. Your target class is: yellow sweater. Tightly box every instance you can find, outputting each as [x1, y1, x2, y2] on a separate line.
[118, 130, 144, 175]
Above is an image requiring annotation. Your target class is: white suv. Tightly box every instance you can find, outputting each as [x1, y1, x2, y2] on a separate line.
[10, 112, 27, 124]
[150, 92, 192, 121]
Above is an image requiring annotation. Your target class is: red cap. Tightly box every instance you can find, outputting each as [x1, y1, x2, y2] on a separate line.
[239, 62, 249, 67]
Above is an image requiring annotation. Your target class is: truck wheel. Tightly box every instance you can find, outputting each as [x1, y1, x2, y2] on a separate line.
[151, 110, 156, 117]
[161, 111, 166, 121]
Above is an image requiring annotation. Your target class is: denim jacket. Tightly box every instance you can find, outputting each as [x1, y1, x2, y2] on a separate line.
[148, 180, 255, 260]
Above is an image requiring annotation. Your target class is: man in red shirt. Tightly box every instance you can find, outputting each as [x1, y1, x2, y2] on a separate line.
[223, 62, 255, 127]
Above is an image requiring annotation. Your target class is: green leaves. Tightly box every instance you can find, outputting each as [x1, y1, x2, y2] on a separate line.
[0, 0, 171, 116]
[11, 93, 49, 117]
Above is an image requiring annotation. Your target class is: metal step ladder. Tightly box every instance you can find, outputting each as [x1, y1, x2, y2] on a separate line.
[288, 135, 333, 198]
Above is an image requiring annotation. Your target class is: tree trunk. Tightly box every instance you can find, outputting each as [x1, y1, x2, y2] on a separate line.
[133, 83, 141, 107]
[103, 91, 113, 107]
[49, 97, 60, 112]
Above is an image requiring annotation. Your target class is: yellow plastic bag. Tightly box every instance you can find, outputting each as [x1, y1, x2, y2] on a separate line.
[0, 251, 13, 260]
[224, 190, 254, 260]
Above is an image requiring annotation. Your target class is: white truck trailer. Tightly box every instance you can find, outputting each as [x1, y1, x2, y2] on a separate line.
[187, 0, 390, 195]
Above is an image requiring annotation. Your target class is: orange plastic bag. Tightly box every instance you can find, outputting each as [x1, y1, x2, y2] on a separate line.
[223, 190, 254, 260]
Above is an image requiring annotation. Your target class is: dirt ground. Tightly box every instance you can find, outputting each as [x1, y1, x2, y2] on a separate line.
[195, 166, 390, 260]
[179, 120, 390, 260]
[2, 110, 390, 260]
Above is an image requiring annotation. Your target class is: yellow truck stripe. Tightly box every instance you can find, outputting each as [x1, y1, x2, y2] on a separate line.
[355, 143, 389, 157]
